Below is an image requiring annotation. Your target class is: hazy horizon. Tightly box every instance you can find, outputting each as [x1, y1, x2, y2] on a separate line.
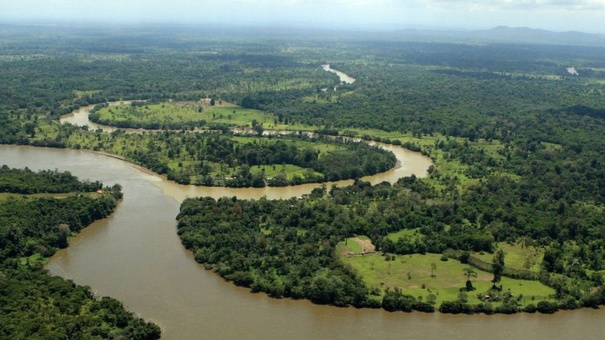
[1, 0, 604, 35]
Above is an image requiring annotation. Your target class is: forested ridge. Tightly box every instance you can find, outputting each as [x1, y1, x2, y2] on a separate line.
[0, 167, 161, 339]
[1, 25, 605, 315]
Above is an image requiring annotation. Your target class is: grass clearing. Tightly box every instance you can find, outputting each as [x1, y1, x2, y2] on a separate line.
[19, 253, 49, 266]
[474, 242, 544, 273]
[249, 164, 322, 181]
[336, 236, 374, 255]
[96, 101, 276, 128]
[386, 228, 422, 242]
[342, 252, 555, 306]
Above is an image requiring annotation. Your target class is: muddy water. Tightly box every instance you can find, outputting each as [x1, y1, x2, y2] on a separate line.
[1, 145, 603, 339]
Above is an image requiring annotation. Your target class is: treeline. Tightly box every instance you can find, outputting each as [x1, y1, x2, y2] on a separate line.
[0, 167, 161, 339]
[0, 266, 161, 339]
[177, 194, 370, 308]
[0, 165, 102, 194]
[0, 192, 119, 260]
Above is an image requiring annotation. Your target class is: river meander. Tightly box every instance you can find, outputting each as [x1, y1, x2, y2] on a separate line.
[7, 65, 605, 338]
[0, 144, 602, 339]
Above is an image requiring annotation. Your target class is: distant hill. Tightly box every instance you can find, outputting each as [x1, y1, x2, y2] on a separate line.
[395, 26, 605, 46]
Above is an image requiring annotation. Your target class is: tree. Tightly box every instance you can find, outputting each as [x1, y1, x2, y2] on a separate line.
[464, 267, 477, 281]
[464, 267, 477, 291]
[492, 249, 505, 288]
[431, 262, 437, 277]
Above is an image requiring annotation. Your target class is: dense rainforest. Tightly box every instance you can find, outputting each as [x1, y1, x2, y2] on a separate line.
[1, 24, 605, 315]
[0, 167, 161, 339]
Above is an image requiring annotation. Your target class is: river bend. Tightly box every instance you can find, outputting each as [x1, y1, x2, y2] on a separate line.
[0, 145, 602, 340]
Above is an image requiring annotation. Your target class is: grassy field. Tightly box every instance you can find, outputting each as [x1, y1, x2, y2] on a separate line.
[249, 164, 323, 181]
[339, 237, 555, 306]
[95, 101, 275, 128]
[474, 242, 544, 273]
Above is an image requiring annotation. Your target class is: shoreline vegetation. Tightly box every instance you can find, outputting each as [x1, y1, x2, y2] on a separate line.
[1, 25, 605, 324]
[60, 101, 400, 188]
[0, 167, 161, 339]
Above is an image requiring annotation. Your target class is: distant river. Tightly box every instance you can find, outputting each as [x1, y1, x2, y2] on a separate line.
[322, 64, 356, 84]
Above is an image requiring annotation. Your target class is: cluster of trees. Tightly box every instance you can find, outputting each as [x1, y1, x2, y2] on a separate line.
[177, 194, 369, 307]
[56, 127, 395, 187]
[0, 165, 102, 194]
[0, 266, 161, 339]
[0, 167, 160, 338]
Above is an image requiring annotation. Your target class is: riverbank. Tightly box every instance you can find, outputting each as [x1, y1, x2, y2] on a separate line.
[61, 102, 432, 191]
[2, 145, 603, 340]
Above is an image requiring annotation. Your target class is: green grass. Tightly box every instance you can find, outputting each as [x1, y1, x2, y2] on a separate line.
[474, 242, 544, 273]
[386, 228, 422, 242]
[94, 101, 316, 130]
[336, 237, 366, 254]
[19, 253, 49, 266]
[342, 252, 555, 306]
[95, 101, 276, 128]
[249, 164, 321, 181]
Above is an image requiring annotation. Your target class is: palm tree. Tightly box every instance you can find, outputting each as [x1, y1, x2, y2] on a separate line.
[464, 267, 477, 291]
[464, 267, 477, 281]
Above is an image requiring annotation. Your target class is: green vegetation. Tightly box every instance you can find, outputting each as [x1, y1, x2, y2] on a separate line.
[60, 128, 396, 187]
[90, 101, 278, 130]
[2, 25, 605, 315]
[0, 167, 160, 339]
[176, 179, 605, 314]
[341, 252, 554, 307]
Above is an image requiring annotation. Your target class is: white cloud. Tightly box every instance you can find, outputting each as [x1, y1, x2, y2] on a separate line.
[0, 0, 603, 33]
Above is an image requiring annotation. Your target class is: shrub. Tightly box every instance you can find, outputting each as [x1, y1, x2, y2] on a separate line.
[536, 301, 558, 314]
[523, 304, 537, 313]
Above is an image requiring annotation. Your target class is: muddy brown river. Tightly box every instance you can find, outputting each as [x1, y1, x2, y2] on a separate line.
[1, 144, 603, 340]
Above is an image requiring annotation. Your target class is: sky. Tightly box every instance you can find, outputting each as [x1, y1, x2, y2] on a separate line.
[1, 0, 604, 34]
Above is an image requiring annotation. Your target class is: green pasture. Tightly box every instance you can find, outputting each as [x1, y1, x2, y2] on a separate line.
[249, 164, 322, 181]
[336, 235, 372, 255]
[342, 251, 554, 306]
[474, 242, 545, 273]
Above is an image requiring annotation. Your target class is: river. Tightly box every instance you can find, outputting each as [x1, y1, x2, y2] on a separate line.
[0, 144, 603, 340]
[322, 64, 356, 84]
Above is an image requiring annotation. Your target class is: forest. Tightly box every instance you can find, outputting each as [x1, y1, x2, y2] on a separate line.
[1, 24, 605, 316]
[0, 167, 161, 338]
